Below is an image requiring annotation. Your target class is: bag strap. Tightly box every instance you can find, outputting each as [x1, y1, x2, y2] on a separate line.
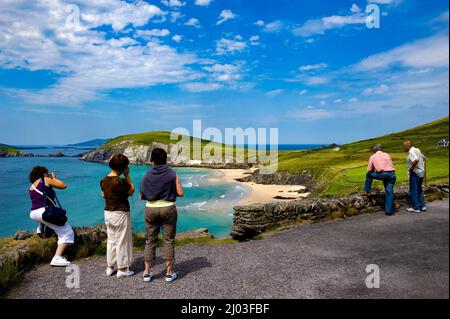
[32, 182, 54, 207]
[39, 178, 63, 208]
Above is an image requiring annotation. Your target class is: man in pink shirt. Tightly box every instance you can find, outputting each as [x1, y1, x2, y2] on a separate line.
[363, 144, 397, 215]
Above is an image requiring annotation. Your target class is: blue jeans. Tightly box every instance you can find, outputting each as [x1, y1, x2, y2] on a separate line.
[364, 171, 396, 215]
[409, 172, 425, 210]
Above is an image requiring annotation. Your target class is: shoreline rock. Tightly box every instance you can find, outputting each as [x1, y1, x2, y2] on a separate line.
[236, 170, 315, 188]
[48, 152, 65, 157]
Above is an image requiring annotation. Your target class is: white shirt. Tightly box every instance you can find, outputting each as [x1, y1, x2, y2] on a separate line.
[407, 146, 426, 178]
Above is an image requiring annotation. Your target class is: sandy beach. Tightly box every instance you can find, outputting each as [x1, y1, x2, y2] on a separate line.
[207, 168, 310, 205]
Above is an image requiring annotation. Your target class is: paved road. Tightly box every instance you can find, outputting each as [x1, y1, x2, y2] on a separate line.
[8, 200, 449, 299]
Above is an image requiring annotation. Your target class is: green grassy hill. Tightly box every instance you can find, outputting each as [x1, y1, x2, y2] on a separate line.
[101, 131, 176, 148]
[278, 117, 449, 196]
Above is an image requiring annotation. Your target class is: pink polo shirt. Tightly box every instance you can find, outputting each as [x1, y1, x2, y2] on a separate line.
[368, 151, 395, 172]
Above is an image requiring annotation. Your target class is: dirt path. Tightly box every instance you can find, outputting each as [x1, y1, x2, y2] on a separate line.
[8, 200, 449, 299]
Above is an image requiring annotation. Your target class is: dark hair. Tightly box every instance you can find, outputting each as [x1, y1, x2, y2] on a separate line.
[150, 148, 168, 165]
[29, 166, 49, 183]
[373, 144, 384, 152]
[109, 154, 130, 173]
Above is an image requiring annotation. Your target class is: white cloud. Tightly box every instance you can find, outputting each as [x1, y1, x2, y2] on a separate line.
[216, 38, 247, 55]
[255, 20, 265, 26]
[108, 37, 138, 47]
[250, 35, 261, 46]
[350, 4, 362, 13]
[363, 84, 390, 95]
[334, 99, 343, 103]
[138, 100, 206, 113]
[299, 63, 328, 71]
[299, 89, 308, 95]
[182, 82, 223, 92]
[431, 11, 449, 24]
[136, 29, 170, 38]
[185, 18, 201, 28]
[217, 9, 237, 25]
[355, 35, 449, 71]
[170, 11, 184, 22]
[81, 1, 165, 31]
[0, 0, 208, 106]
[263, 20, 284, 33]
[304, 76, 330, 86]
[289, 107, 334, 121]
[293, 11, 365, 37]
[172, 34, 183, 43]
[195, 0, 213, 6]
[203, 63, 242, 82]
[349, 97, 359, 103]
[161, 0, 185, 7]
[265, 89, 284, 97]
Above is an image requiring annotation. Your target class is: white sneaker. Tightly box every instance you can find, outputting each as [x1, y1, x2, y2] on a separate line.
[406, 207, 421, 213]
[421, 206, 427, 212]
[116, 269, 134, 278]
[165, 272, 178, 282]
[106, 267, 116, 276]
[50, 256, 71, 267]
[36, 224, 43, 234]
[143, 272, 154, 282]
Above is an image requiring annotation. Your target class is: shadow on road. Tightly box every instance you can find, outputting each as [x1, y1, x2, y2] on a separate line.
[131, 256, 164, 273]
[154, 257, 213, 279]
[131, 256, 212, 280]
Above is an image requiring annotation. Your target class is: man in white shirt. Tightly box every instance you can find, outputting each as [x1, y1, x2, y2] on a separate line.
[403, 140, 426, 213]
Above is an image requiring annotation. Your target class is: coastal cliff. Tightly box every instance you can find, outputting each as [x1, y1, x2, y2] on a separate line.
[0, 151, 33, 158]
[230, 184, 449, 240]
[81, 132, 252, 168]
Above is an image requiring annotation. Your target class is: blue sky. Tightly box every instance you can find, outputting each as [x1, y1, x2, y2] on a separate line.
[0, 0, 448, 145]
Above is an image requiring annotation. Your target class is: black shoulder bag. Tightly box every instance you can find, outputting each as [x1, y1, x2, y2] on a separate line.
[40, 178, 68, 226]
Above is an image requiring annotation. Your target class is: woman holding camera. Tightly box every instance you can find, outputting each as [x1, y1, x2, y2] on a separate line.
[100, 154, 135, 278]
[29, 166, 74, 267]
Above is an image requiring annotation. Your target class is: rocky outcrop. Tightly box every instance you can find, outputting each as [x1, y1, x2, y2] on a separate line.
[81, 141, 251, 168]
[236, 170, 315, 189]
[230, 184, 449, 241]
[48, 152, 65, 157]
[13, 230, 33, 241]
[175, 228, 214, 240]
[72, 152, 88, 158]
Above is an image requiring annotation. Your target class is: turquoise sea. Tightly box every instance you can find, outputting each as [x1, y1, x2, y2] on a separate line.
[0, 147, 249, 238]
